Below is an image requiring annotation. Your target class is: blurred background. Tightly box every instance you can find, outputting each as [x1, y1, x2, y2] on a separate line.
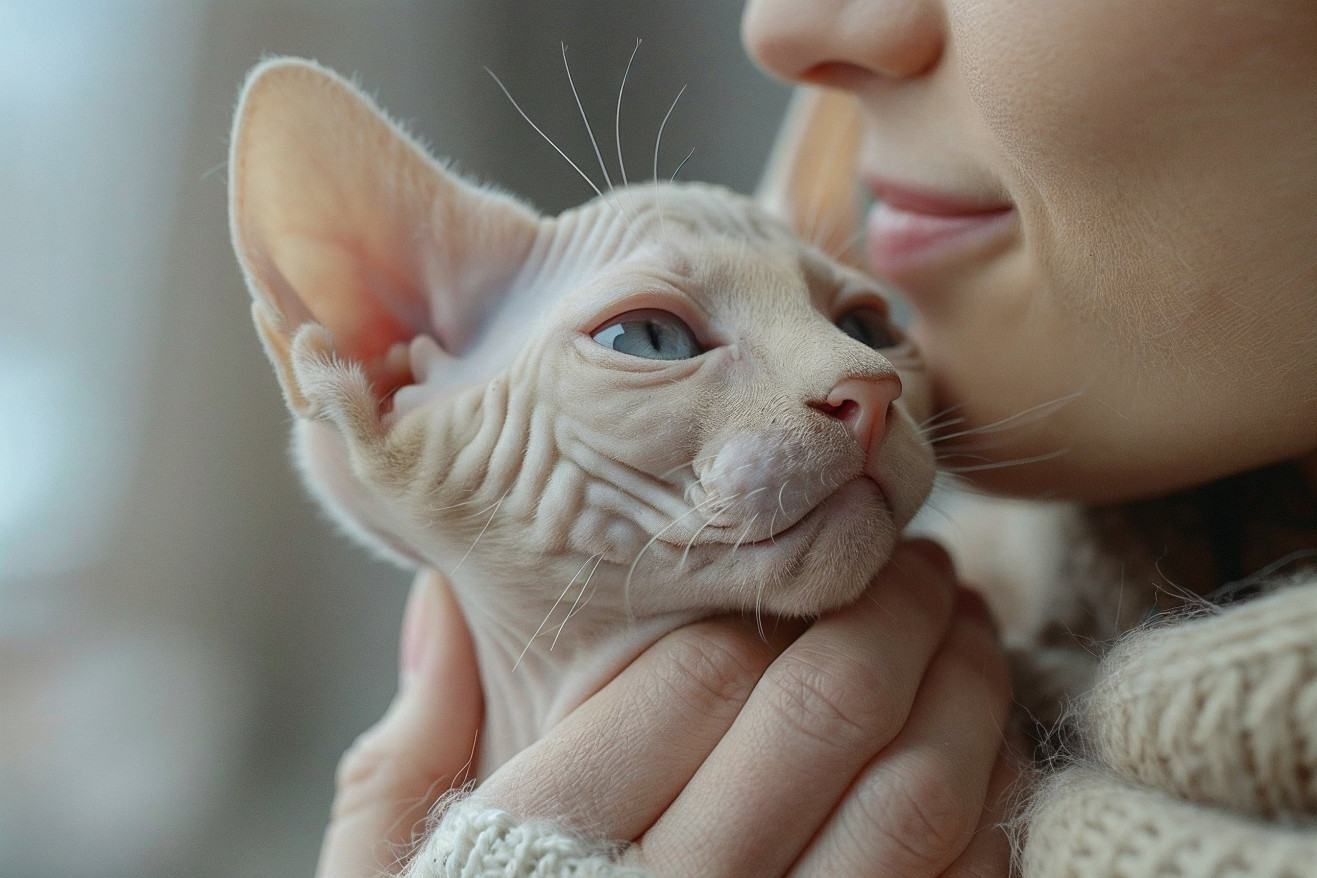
[0, 2, 789, 875]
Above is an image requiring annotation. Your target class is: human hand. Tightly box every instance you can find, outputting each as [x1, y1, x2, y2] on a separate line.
[319, 541, 1019, 878]
[314, 570, 483, 878]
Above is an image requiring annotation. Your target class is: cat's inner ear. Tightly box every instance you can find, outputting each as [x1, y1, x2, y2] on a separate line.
[756, 87, 864, 268]
[229, 58, 542, 417]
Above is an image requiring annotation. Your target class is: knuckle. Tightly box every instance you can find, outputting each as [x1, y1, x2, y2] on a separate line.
[331, 729, 409, 822]
[944, 618, 1012, 701]
[647, 622, 773, 717]
[867, 756, 977, 871]
[760, 650, 899, 751]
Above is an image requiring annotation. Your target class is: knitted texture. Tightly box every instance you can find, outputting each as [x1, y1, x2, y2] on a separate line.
[1083, 583, 1317, 817]
[1022, 768, 1317, 878]
[402, 804, 647, 878]
[1022, 580, 1317, 878]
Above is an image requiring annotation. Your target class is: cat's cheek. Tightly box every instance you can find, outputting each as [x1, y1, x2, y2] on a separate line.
[294, 421, 427, 568]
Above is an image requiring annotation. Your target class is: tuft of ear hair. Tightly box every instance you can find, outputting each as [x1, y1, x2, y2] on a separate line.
[228, 57, 541, 420]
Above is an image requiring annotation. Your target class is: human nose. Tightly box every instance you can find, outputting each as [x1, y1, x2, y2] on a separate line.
[742, 0, 944, 87]
[809, 374, 903, 453]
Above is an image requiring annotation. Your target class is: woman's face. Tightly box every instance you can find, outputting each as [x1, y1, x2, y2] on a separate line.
[743, 0, 1317, 501]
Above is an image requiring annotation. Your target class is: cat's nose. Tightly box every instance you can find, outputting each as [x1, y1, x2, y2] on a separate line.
[809, 375, 902, 453]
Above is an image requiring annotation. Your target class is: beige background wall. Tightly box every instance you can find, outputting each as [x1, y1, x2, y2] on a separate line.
[0, 3, 788, 876]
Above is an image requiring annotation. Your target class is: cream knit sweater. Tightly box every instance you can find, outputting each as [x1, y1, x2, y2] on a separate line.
[404, 582, 1317, 877]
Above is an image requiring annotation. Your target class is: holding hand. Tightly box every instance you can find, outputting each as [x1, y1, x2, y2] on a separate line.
[318, 540, 1019, 878]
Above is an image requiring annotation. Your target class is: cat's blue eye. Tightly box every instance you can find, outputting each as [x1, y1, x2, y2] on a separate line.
[836, 306, 901, 350]
[591, 309, 703, 361]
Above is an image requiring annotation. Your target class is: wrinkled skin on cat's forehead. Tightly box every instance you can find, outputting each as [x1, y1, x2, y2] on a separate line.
[230, 58, 935, 635]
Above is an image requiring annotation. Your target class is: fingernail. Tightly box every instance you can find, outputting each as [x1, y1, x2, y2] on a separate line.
[399, 573, 439, 687]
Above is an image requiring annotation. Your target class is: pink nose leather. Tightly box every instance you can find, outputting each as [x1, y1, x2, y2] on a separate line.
[810, 376, 902, 454]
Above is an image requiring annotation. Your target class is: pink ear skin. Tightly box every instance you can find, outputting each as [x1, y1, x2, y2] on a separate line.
[228, 57, 541, 421]
[755, 87, 865, 268]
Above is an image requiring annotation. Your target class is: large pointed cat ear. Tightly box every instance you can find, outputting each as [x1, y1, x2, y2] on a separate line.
[756, 87, 864, 267]
[229, 58, 541, 418]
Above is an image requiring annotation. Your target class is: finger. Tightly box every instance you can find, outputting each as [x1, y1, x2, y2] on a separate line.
[316, 570, 483, 878]
[477, 614, 802, 841]
[790, 589, 1013, 877]
[638, 540, 961, 877]
[939, 743, 1024, 878]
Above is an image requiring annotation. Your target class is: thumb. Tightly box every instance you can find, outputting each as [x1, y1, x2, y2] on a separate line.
[316, 570, 483, 878]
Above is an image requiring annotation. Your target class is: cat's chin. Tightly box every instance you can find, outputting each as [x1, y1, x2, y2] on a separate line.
[661, 477, 902, 619]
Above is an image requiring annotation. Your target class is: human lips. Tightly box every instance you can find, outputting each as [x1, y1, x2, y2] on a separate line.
[864, 178, 1017, 281]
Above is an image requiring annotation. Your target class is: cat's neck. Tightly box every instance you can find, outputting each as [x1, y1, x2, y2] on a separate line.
[453, 587, 703, 776]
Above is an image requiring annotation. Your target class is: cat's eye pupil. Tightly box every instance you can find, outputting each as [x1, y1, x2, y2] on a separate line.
[836, 307, 900, 350]
[591, 310, 702, 361]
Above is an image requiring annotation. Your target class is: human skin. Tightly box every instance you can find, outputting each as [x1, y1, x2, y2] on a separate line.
[318, 550, 1016, 878]
[320, 1, 1317, 875]
[743, 0, 1317, 501]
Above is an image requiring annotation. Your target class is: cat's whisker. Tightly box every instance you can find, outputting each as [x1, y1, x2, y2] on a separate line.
[486, 67, 604, 201]
[551, 553, 605, 651]
[929, 389, 1084, 444]
[777, 481, 790, 517]
[653, 83, 687, 244]
[616, 38, 641, 188]
[452, 495, 512, 522]
[919, 416, 967, 438]
[561, 43, 613, 192]
[450, 490, 509, 574]
[516, 552, 600, 671]
[658, 452, 717, 483]
[680, 492, 743, 569]
[671, 148, 696, 183]
[425, 492, 490, 517]
[754, 583, 767, 642]
[730, 513, 760, 556]
[624, 496, 715, 619]
[918, 402, 967, 432]
[938, 448, 1069, 474]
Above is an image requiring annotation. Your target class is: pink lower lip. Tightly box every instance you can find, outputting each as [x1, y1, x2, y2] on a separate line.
[866, 201, 1017, 280]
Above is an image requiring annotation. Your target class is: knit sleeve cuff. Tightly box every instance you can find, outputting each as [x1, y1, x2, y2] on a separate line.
[401, 800, 648, 878]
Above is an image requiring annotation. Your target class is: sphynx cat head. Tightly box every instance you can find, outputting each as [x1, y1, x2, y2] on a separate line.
[229, 58, 935, 628]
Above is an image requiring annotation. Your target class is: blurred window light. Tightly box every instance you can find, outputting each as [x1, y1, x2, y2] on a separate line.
[0, 1, 203, 582]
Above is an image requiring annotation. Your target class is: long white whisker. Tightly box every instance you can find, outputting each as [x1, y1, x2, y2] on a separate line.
[624, 497, 712, 618]
[486, 67, 603, 199]
[940, 449, 1069, 473]
[451, 490, 508, 574]
[653, 84, 687, 183]
[920, 416, 967, 438]
[562, 43, 613, 192]
[680, 494, 733, 569]
[551, 553, 605, 651]
[616, 38, 641, 188]
[654, 83, 687, 243]
[516, 553, 599, 670]
[730, 513, 760, 556]
[754, 576, 768, 642]
[670, 147, 695, 182]
[931, 390, 1083, 443]
[659, 452, 717, 482]
[918, 402, 967, 431]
